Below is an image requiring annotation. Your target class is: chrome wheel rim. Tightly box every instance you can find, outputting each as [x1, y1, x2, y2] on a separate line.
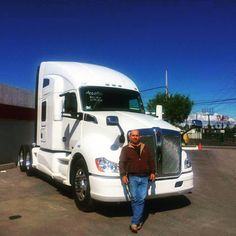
[25, 152, 31, 169]
[18, 151, 24, 166]
[74, 169, 88, 201]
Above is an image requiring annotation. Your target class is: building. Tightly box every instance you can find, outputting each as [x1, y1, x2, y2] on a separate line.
[0, 84, 35, 165]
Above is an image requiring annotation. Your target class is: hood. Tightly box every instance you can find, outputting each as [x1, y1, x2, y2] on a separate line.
[87, 111, 180, 133]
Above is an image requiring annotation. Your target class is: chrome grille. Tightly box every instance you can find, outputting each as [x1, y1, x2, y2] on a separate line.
[161, 134, 181, 175]
[137, 128, 181, 178]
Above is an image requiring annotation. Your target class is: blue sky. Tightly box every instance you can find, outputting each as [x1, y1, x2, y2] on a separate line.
[1, 0, 236, 120]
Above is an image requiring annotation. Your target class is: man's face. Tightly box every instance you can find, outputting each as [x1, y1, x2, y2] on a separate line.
[129, 130, 140, 145]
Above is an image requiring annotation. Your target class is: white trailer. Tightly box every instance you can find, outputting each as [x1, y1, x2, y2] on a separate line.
[18, 61, 196, 211]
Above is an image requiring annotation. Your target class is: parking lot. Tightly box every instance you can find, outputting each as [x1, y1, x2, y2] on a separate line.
[1, 148, 236, 236]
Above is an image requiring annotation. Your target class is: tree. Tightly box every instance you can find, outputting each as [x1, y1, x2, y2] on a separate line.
[147, 92, 194, 125]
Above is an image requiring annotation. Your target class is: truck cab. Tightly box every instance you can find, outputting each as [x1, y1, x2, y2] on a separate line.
[18, 61, 194, 211]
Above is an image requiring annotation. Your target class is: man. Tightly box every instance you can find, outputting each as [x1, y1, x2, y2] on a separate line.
[119, 129, 156, 233]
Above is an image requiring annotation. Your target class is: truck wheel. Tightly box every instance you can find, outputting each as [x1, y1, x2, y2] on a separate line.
[72, 159, 94, 212]
[25, 145, 34, 176]
[18, 146, 26, 172]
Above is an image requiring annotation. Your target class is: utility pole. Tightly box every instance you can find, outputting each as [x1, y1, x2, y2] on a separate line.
[202, 108, 214, 131]
[165, 69, 168, 98]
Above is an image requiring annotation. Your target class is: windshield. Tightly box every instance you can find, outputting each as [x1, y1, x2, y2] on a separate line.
[80, 86, 145, 113]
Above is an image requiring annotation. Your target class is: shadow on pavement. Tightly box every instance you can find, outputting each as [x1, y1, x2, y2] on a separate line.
[30, 170, 191, 218]
[94, 195, 191, 218]
[147, 195, 191, 214]
[31, 170, 73, 199]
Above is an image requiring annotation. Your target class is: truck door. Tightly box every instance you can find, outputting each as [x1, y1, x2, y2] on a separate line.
[38, 77, 52, 149]
[61, 91, 81, 151]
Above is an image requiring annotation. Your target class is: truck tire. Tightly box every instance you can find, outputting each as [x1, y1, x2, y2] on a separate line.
[25, 145, 35, 176]
[18, 145, 26, 172]
[72, 159, 94, 212]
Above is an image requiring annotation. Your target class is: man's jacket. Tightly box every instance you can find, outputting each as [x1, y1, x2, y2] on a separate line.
[119, 142, 155, 177]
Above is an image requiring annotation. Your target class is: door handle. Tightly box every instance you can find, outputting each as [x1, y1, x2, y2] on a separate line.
[62, 137, 67, 142]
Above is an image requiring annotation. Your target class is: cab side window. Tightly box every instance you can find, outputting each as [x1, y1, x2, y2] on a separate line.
[43, 78, 50, 88]
[41, 101, 47, 121]
[64, 93, 77, 115]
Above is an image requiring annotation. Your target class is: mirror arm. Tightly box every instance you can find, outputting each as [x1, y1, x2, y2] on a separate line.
[117, 124, 125, 143]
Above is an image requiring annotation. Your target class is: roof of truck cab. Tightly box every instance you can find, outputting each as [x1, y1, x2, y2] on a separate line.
[40, 61, 138, 91]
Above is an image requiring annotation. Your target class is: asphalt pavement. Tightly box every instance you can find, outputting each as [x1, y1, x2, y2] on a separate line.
[0, 148, 236, 236]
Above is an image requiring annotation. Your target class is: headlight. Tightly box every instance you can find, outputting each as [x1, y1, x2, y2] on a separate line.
[95, 157, 119, 173]
[184, 156, 192, 169]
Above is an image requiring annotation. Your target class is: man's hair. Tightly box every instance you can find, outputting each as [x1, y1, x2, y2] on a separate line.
[129, 129, 140, 136]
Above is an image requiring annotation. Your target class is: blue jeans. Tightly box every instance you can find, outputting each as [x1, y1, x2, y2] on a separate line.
[128, 175, 149, 225]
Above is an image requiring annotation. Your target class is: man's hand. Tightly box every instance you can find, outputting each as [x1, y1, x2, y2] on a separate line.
[122, 175, 129, 185]
[149, 173, 156, 182]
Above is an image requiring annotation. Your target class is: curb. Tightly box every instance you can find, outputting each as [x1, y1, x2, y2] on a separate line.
[182, 145, 198, 150]
[0, 162, 16, 171]
[203, 146, 236, 150]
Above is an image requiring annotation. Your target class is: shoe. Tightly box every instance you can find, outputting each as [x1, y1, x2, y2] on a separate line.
[130, 224, 138, 233]
[137, 222, 143, 230]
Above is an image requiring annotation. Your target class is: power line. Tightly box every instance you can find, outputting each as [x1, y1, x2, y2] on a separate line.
[194, 98, 236, 106]
[194, 74, 236, 115]
[140, 86, 165, 92]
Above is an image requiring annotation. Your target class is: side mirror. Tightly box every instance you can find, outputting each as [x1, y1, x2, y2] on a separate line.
[106, 116, 119, 126]
[106, 116, 125, 143]
[191, 119, 202, 128]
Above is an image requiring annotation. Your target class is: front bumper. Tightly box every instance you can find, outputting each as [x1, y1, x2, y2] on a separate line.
[89, 171, 193, 202]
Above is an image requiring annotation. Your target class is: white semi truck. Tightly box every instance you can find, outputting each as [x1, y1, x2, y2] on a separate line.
[18, 61, 197, 211]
